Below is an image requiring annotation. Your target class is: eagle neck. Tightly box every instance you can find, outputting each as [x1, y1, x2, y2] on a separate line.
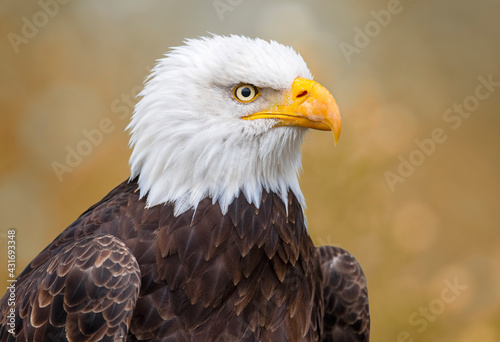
[129, 122, 307, 217]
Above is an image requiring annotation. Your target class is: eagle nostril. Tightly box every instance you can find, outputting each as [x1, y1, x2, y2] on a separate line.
[296, 90, 308, 98]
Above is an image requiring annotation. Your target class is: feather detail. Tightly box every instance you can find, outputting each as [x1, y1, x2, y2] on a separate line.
[0, 179, 325, 341]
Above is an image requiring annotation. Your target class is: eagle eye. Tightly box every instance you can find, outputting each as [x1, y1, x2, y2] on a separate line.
[233, 84, 260, 103]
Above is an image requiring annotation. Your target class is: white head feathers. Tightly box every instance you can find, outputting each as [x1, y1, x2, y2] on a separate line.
[127, 35, 313, 216]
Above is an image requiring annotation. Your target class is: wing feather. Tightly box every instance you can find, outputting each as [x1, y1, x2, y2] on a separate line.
[318, 245, 370, 342]
[0, 234, 140, 341]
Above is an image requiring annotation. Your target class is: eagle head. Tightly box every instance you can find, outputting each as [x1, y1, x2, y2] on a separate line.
[127, 35, 341, 215]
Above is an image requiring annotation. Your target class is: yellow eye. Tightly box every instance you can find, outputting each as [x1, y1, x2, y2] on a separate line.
[233, 84, 260, 103]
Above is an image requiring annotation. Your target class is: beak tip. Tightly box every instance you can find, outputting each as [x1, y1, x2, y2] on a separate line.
[331, 121, 341, 147]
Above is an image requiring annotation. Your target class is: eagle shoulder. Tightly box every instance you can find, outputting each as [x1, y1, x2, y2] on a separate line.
[318, 245, 370, 342]
[0, 234, 141, 341]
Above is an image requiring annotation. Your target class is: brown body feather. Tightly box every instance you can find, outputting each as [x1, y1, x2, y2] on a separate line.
[0, 179, 369, 341]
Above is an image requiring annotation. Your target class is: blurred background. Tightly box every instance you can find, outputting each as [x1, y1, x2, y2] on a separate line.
[1, 0, 499, 340]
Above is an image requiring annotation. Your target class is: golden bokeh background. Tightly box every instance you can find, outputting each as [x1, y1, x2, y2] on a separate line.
[1, 0, 499, 340]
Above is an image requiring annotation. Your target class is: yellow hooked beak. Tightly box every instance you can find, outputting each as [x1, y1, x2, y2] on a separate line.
[243, 77, 341, 145]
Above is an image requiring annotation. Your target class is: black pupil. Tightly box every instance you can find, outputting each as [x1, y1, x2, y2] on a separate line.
[241, 87, 252, 98]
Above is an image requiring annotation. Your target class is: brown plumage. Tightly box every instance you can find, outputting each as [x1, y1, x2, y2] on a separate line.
[0, 178, 369, 341]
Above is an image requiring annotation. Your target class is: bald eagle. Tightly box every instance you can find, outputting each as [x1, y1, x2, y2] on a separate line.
[0, 35, 369, 341]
